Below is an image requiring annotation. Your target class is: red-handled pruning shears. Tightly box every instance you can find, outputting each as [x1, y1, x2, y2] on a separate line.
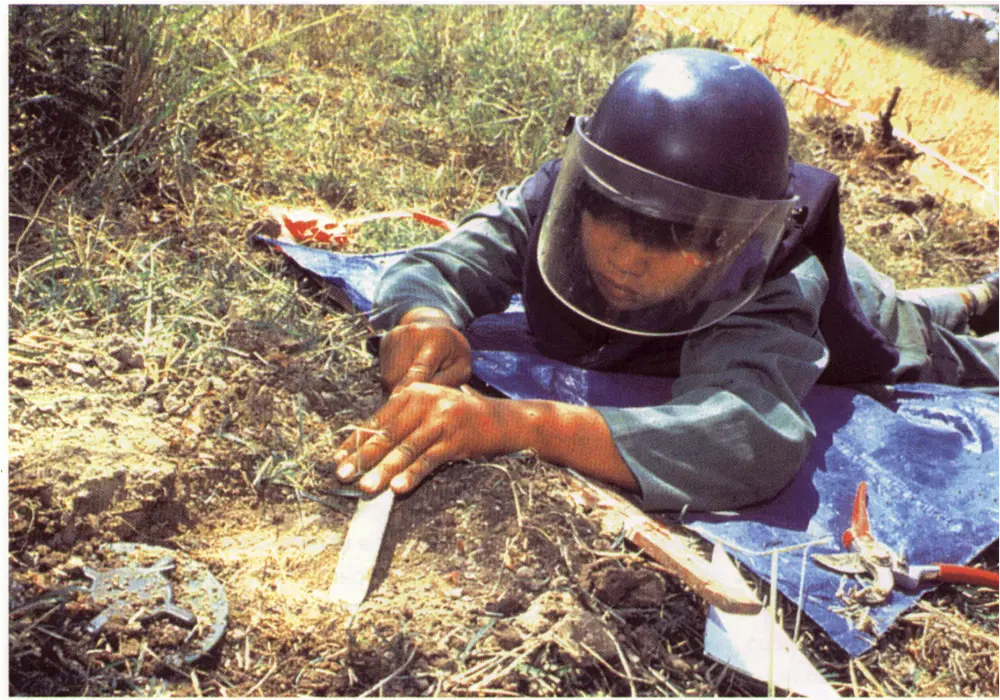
[812, 481, 999, 605]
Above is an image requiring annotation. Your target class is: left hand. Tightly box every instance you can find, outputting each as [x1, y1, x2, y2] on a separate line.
[333, 383, 515, 494]
[378, 308, 472, 391]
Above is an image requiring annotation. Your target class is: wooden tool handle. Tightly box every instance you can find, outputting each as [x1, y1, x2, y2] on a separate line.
[564, 469, 763, 614]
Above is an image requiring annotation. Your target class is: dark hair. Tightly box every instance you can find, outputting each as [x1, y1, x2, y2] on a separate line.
[579, 182, 725, 253]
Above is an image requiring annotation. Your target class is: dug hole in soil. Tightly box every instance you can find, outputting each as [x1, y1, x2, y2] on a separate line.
[8, 321, 728, 697]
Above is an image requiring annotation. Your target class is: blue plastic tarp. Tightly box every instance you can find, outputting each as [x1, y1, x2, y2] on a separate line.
[267, 239, 1000, 657]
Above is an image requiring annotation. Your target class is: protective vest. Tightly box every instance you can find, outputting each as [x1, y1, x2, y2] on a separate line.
[520, 158, 901, 384]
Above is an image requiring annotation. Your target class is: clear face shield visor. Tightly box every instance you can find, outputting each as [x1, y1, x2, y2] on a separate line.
[537, 117, 798, 337]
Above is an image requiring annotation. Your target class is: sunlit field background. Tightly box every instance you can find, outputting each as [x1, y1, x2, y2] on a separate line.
[8, 6, 999, 697]
[655, 5, 998, 217]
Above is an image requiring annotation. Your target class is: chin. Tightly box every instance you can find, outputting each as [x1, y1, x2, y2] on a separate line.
[604, 296, 649, 313]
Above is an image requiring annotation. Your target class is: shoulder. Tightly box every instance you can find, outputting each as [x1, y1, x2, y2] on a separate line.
[756, 251, 829, 314]
[520, 158, 562, 205]
[787, 161, 839, 200]
[501, 158, 561, 230]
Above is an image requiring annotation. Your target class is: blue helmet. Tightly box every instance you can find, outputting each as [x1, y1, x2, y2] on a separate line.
[536, 49, 798, 337]
[589, 48, 791, 199]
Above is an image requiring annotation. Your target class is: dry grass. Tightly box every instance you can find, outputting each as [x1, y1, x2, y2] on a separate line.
[7, 5, 999, 697]
[640, 4, 999, 218]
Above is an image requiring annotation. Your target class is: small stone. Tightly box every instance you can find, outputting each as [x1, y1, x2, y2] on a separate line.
[139, 398, 162, 415]
[486, 589, 527, 616]
[665, 653, 694, 675]
[550, 575, 570, 589]
[64, 555, 86, 572]
[109, 345, 145, 371]
[161, 394, 186, 415]
[549, 610, 618, 665]
[515, 565, 537, 580]
[66, 362, 86, 376]
[126, 375, 149, 394]
[513, 590, 578, 635]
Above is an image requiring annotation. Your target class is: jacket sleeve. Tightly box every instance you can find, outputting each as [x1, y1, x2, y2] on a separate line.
[371, 183, 534, 331]
[595, 254, 831, 512]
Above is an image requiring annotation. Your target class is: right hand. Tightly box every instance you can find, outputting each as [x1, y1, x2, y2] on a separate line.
[379, 307, 472, 391]
[334, 382, 510, 494]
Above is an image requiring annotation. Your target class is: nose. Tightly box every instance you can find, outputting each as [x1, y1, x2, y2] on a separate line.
[609, 237, 649, 277]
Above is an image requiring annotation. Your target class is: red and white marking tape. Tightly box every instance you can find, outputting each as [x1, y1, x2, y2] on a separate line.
[636, 5, 998, 199]
[959, 8, 989, 22]
[265, 206, 455, 247]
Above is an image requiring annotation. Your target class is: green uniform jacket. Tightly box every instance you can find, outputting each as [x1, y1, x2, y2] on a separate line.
[373, 179, 999, 511]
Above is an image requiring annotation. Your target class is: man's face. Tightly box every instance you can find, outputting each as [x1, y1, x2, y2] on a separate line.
[580, 210, 705, 313]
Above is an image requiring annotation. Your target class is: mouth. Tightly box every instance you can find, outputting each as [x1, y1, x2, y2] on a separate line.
[594, 272, 638, 306]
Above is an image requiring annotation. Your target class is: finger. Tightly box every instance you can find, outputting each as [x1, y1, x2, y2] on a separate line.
[333, 395, 414, 479]
[347, 392, 435, 477]
[428, 355, 471, 388]
[334, 415, 382, 464]
[336, 428, 394, 482]
[358, 440, 426, 493]
[335, 384, 438, 482]
[389, 442, 457, 494]
[395, 339, 453, 390]
[355, 409, 446, 493]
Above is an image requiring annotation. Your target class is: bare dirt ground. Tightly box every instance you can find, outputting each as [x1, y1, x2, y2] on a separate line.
[8, 119, 999, 697]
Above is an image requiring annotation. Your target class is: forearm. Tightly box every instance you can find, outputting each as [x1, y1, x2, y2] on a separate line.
[496, 398, 639, 491]
[597, 388, 814, 511]
[373, 185, 534, 331]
